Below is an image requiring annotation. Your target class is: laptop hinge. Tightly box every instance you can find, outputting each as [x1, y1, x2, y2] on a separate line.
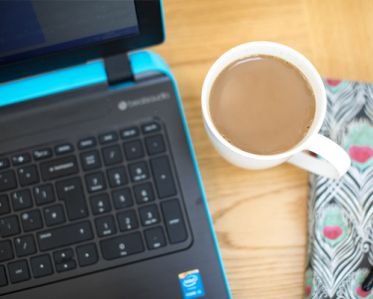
[104, 53, 134, 85]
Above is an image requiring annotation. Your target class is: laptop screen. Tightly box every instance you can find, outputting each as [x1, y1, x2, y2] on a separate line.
[0, 0, 139, 64]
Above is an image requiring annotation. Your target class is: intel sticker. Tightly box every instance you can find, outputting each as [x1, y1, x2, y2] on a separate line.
[179, 269, 205, 299]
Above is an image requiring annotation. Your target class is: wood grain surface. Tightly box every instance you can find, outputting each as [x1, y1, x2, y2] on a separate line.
[150, 1, 373, 298]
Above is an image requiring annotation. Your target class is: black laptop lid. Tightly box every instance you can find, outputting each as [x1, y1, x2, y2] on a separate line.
[0, 0, 164, 82]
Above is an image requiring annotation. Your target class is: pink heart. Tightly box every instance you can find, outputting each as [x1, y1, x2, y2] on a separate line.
[323, 226, 343, 240]
[326, 79, 342, 86]
[349, 145, 373, 164]
[305, 285, 311, 296]
[356, 286, 371, 298]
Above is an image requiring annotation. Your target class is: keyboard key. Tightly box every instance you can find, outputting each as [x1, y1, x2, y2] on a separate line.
[40, 156, 79, 181]
[11, 190, 33, 211]
[37, 221, 93, 251]
[145, 135, 166, 155]
[0, 195, 10, 215]
[0, 170, 17, 192]
[44, 205, 66, 226]
[18, 165, 39, 186]
[112, 188, 133, 209]
[85, 172, 106, 193]
[161, 199, 187, 244]
[95, 215, 117, 237]
[80, 150, 101, 171]
[128, 162, 149, 182]
[141, 122, 161, 134]
[55, 143, 74, 155]
[11, 153, 31, 166]
[100, 232, 144, 261]
[78, 137, 96, 150]
[0, 266, 7, 286]
[56, 260, 76, 273]
[21, 210, 43, 232]
[34, 184, 55, 205]
[53, 248, 74, 264]
[139, 205, 160, 226]
[8, 260, 30, 283]
[0, 158, 10, 170]
[33, 148, 52, 161]
[56, 178, 88, 220]
[150, 156, 177, 198]
[144, 227, 167, 250]
[99, 132, 118, 144]
[0, 240, 13, 262]
[133, 183, 155, 204]
[30, 255, 53, 278]
[0, 216, 20, 237]
[90, 194, 111, 215]
[117, 210, 138, 232]
[76, 244, 98, 267]
[14, 235, 36, 257]
[120, 127, 139, 140]
[102, 145, 123, 166]
[107, 167, 127, 188]
[123, 140, 144, 161]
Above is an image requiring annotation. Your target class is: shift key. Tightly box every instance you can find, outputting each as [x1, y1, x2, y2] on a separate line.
[37, 221, 93, 251]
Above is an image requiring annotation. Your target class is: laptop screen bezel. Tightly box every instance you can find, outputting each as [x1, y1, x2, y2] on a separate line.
[0, 0, 164, 83]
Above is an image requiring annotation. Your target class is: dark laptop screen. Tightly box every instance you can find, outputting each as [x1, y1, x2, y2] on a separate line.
[0, 0, 139, 64]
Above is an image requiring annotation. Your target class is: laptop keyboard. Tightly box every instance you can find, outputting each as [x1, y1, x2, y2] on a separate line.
[0, 120, 189, 292]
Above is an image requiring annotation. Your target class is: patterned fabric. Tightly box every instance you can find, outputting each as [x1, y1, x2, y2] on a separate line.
[306, 79, 373, 299]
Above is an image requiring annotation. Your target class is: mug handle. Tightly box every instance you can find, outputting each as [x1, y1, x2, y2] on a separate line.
[287, 134, 351, 179]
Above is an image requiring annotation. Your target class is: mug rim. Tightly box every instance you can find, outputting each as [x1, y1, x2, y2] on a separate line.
[201, 41, 327, 161]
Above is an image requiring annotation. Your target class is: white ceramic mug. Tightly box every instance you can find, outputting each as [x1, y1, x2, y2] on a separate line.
[201, 41, 351, 179]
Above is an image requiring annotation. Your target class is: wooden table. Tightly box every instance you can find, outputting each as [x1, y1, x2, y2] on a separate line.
[151, 1, 373, 298]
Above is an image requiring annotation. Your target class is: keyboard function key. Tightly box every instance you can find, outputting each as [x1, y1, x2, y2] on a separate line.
[117, 210, 138, 232]
[112, 188, 133, 210]
[78, 137, 96, 150]
[11, 190, 33, 211]
[144, 227, 167, 250]
[102, 145, 123, 166]
[14, 235, 36, 257]
[30, 255, 53, 278]
[21, 210, 43, 232]
[0, 240, 14, 262]
[11, 153, 31, 166]
[55, 144, 74, 155]
[99, 132, 118, 144]
[0, 265, 7, 287]
[145, 135, 166, 155]
[80, 150, 101, 171]
[141, 122, 161, 134]
[44, 205, 66, 226]
[100, 232, 144, 260]
[0, 216, 20, 237]
[139, 205, 160, 226]
[0, 158, 10, 170]
[90, 193, 111, 215]
[133, 183, 155, 204]
[120, 127, 139, 140]
[0, 170, 17, 192]
[34, 184, 55, 205]
[123, 140, 144, 161]
[107, 167, 127, 188]
[128, 162, 149, 182]
[76, 243, 98, 267]
[18, 165, 39, 186]
[161, 199, 188, 244]
[33, 148, 52, 161]
[95, 215, 117, 237]
[0, 195, 10, 215]
[8, 260, 30, 283]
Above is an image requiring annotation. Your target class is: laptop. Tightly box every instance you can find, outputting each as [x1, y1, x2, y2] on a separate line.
[0, 1, 231, 298]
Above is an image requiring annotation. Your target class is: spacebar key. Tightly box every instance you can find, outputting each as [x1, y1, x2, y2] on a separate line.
[37, 221, 93, 251]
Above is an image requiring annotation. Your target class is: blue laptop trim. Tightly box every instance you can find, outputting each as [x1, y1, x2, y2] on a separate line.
[0, 50, 232, 298]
